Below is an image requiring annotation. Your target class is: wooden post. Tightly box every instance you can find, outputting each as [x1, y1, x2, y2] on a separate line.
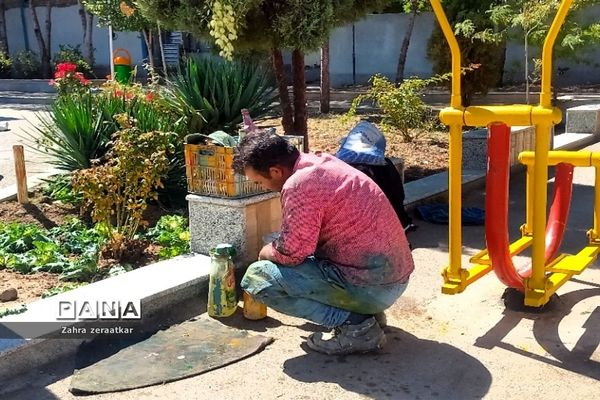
[13, 145, 29, 204]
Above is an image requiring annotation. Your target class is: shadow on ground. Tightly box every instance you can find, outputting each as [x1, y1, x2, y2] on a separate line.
[283, 327, 492, 400]
[476, 286, 600, 381]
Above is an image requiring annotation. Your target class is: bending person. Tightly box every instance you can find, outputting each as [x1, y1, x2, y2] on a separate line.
[233, 132, 414, 355]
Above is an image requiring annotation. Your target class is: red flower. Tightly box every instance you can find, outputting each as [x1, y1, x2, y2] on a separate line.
[54, 70, 66, 79]
[114, 89, 124, 97]
[56, 63, 77, 73]
[145, 91, 156, 102]
[125, 91, 134, 100]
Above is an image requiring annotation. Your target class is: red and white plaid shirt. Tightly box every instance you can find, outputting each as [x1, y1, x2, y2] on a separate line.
[270, 152, 414, 286]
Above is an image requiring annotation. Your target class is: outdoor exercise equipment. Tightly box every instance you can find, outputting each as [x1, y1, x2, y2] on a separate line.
[430, 0, 600, 307]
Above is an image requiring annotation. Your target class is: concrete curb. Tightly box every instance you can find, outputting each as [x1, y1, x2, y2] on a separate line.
[0, 254, 211, 387]
[0, 170, 61, 202]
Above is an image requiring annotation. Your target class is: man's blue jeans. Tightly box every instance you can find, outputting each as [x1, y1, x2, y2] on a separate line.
[241, 258, 408, 328]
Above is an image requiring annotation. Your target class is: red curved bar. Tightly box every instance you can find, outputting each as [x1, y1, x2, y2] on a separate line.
[485, 123, 524, 289]
[485, 123, 574, 290]
[543, 163, 574, 263]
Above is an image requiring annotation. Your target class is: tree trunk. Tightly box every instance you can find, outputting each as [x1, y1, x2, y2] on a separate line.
[395, 3, 417, 83]
[78, 1, 94, 67]
[86, 13, 94, 67]
[142, 29, 155, 69]
[319, 40, 330, 114]
[270, 47, 294, 134]
[30, 0, 51, 78]
[157, 24, 167, 75]
[0, 1, 8, 55]
[292, 49, 308, 152]
[44, 1, 52, 75]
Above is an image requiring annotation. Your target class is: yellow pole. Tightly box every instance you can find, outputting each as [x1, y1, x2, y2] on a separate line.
[527, 0, 572, 294]
[448, 123, 463, 278]
[429, 0, 462, 108]
[528, 123, 552, 292]
[540, 0, 573, 108]
[594, 166, 600, 240]
[430, 0, 464, 284]
[523, 164, 534, 235]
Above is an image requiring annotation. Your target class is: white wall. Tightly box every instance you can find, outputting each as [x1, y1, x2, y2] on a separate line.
[6, 4, 146, 73]
[323, 13, 436, 87]
[4, 5, 600, 87]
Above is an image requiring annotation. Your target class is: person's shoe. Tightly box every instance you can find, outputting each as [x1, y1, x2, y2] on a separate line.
[306, 316, 386, 355]
[374, 311, 387, 329]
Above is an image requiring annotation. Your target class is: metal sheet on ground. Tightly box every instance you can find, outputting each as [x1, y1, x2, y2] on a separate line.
[69, 316, 273, 394]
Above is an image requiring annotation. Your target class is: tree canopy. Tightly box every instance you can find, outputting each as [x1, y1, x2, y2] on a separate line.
[82, 0, 152, 32]
[135, 0, 391, 58]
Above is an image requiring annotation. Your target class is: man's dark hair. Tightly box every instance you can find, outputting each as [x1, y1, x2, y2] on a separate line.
[233, 132, 300, 175]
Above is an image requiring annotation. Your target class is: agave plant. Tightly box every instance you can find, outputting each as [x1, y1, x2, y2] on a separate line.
[25, 93, 113, 171]
[166, 56, 277, 135]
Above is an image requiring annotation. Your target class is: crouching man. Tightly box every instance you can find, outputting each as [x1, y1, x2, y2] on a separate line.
[233, 132, 414, 355]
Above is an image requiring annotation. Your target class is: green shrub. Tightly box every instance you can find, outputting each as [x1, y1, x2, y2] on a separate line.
[347, 74, 450, 142]
[0, 51, 12, 78]
[41, 174, 83, 205]
[26, 93, 113, 171]
[166, 56, 277, 135]
[53, 44, 93, 77]
[13, 50, 41, 78]
[72, 116, 176, 260]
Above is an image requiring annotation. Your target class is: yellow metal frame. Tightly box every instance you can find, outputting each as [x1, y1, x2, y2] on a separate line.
[431, 0, 600, 307]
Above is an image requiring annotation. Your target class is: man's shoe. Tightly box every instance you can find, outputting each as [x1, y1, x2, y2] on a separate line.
[374, 311, 387, 329]
[306, 317, 386, 355]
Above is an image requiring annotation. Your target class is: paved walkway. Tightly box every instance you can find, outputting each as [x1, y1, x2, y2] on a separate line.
[4, 143, 600, 399]
[0, 105, 57, 196]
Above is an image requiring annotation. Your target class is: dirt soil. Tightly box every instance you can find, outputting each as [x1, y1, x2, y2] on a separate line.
[0, 191, 166, 310]
[259, 113, 449, 182]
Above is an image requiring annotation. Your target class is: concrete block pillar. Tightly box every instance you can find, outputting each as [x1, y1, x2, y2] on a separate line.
[566, 104, 600, 134]
[187, 193, 282, 267]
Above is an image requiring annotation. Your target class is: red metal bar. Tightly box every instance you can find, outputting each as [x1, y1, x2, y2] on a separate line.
[485, 124, 574, 289]
[485, 123, 524, 289]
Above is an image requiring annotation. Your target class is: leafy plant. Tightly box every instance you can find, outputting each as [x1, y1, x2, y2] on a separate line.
[166, 56, 277, 135]
[49, 62, 92, 97]
[26, 92, 113, 171]
[72, 116, 176, 259]
[347, 73, 451, 142]
[53, 44, 93, 77]
[41, 174, 83, 205]
[42, 282, 88, 298]
[12, 50, 41, 78]
[145, 215, 190, 259]
[0, 304, 27, 318]
[0, 51, 12, 78]
[0, 219, 105, 280]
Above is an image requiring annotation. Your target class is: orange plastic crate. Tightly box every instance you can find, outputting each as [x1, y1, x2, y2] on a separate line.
[184, 143, 267, 198]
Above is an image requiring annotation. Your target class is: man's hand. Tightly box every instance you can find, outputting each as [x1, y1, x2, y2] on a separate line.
[258, 243, 274, 261]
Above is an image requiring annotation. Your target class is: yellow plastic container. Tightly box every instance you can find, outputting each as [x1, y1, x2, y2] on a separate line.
[243, 291, 267, 320]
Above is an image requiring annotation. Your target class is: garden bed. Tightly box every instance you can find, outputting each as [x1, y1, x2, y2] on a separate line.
[0, 189, 188, 311]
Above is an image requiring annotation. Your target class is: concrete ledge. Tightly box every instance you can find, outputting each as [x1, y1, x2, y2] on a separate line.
[404, 169, 485, 209]
[0, 170, 60, 202]
[553, 132, 597, 150]
[0, 253, 211, 383]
